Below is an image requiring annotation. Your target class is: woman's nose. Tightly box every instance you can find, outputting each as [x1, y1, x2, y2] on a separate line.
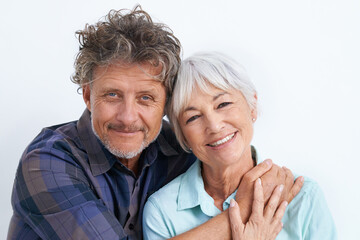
[205, 113, 224, 133]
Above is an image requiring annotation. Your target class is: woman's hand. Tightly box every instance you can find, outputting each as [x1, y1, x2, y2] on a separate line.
[235, 159, 303, 222]
[229, 179, 288, 240]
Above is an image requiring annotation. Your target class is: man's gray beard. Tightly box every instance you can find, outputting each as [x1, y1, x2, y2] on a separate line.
[91, 119, 162, 159]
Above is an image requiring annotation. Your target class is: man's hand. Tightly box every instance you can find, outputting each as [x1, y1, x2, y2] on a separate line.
[261, 164, 304, 204]
[236, 159, 304, 222]
[229, 179, 288, 240]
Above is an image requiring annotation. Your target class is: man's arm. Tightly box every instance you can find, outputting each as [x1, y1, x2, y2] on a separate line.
[171, 160, 303, 240]
[10, 148, 126, 240]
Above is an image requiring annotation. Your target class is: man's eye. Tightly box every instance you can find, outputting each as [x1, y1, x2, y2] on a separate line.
[107, 92, 117, 97]
[218, 102, 232, 109]
[141, 95, 151, 101]
[186, 115, 200, 124]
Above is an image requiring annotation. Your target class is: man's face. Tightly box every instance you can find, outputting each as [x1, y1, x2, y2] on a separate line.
[83, 62, 166, 162]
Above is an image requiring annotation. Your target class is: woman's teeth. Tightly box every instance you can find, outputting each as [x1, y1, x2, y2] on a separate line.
[208, 133, 235, 147]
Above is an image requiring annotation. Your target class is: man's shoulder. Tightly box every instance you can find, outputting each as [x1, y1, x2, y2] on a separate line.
[159, 119, 180, 149]
[29, 120, 78, 146]
[22, 120, 84, 163]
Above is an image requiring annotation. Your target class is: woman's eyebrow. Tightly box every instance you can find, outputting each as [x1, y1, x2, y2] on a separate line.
[183, 106, 197, 112]
[213, 92, 227, 101]
[183, 92, 228, 112]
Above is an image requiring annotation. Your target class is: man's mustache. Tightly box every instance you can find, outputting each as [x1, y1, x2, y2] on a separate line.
[107, 123, 146, 133]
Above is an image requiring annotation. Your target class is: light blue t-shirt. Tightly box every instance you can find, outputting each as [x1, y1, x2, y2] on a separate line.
[143, 159, 337, 239]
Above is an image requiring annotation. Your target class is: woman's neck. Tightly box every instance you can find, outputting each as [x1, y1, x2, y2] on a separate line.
[201, 147, 254, 211]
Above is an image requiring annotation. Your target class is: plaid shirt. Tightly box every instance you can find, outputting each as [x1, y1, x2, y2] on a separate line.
[8, 109, 195, 240]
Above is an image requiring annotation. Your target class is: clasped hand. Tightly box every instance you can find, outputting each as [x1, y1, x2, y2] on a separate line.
[230, 159, 304, 240]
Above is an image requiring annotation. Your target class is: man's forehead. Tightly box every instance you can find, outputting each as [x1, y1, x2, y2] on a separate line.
[94, 60, 163, 76]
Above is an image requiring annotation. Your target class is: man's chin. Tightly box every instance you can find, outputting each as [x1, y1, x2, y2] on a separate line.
[106, 142, 148, 160]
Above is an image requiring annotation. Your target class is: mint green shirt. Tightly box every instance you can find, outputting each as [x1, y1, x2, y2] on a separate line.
[143, 160, 337, 239]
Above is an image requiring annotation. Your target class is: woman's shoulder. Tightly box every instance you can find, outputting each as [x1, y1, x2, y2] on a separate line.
[294, 175, 322, 199]
[280, 175, 337, 239]
[287, 174, 330, 217]
[148, 173, 184, 204]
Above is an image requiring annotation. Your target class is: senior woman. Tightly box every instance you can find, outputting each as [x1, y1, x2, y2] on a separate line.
[143, 52, 337, 239]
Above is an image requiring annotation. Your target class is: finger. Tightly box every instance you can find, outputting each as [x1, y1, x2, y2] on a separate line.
[282, 166, 294, 196]
[243, 159, 272, 183]
[260, 164, 281, 204]
[277, 165, 286, 183]
[273, 200, 288, 223]
[282, 166, 294, 182]
[287, 176, 304, 203]
[270, 221, 284, 240]
[264, 184, 284, 220]
[250, 178, 264, 220]
[229, 199, 244, 240]
[269, 201, 287, 239]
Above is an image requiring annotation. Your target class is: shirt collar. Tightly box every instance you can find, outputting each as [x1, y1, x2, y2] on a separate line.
[77, 109, 179, 176]
[77, 109, 115, 176]
[177, 146, 258, 217]
[177, 160, 236, 217]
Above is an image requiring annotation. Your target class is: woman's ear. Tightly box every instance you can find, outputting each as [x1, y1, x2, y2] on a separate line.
[251, 93, 258, 122]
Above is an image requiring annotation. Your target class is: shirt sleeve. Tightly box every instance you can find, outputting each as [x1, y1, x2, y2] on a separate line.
[11, 147, 127, 240]
[142, 196, 172, 240]
[303, 183, 337, 240]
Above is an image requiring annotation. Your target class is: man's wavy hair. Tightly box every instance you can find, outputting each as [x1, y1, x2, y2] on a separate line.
[71, 5, 181, 96]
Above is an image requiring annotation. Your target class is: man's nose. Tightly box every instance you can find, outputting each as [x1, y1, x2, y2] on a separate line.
[116, 99, 138, 125]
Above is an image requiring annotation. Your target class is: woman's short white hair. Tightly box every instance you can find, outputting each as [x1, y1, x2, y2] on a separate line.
[167, 51, 257, 152]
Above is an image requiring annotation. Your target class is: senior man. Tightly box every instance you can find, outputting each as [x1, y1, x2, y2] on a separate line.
[8, 6, 302, 240]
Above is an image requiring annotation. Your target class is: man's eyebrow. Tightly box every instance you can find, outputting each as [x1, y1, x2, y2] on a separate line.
[137, 87, 158, 94]
[183, 92, 228, 112]
[101, 87, 121, 92]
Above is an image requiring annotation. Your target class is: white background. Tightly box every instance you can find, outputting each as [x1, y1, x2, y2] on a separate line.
[1, 0, 359, 239]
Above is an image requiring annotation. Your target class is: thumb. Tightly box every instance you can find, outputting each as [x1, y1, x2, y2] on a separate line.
[229, 199, 244, 240]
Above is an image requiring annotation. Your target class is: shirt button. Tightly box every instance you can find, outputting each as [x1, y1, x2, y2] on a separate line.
[129, 223, 135, 230]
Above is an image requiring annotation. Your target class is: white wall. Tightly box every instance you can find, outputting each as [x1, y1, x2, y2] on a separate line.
[1, 0, 359, 239]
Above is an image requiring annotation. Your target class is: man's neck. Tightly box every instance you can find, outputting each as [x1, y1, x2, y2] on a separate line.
[117, 155, 141, 177]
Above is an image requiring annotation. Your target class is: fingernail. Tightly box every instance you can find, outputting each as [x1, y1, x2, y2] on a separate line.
[230, 199, 236, 207]
[257, 178, 262, 186]
[300, 176, 304, 183]
[284, 201, 288, 207]
[281, 222, 284, 227]
[264, 159, 272, 166]
[279, 184, 284, 192]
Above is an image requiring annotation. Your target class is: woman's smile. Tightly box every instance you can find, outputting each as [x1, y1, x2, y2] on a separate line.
[207, 132, 237, 148]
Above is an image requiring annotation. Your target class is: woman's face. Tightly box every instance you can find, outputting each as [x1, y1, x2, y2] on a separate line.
[179, 84, 257, 169]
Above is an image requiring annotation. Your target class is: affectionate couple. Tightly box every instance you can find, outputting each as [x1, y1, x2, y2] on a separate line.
[8, 5, 336, 240]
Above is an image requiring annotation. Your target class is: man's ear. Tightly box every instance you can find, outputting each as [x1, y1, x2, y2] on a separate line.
[82, 85, 91, 112]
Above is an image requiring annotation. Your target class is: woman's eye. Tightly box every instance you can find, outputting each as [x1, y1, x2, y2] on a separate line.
[218, 102, 232, 109]
[186, 115, 200, 124]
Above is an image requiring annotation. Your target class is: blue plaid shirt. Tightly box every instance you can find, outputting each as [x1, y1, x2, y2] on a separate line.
[8, 109, 196, 240]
